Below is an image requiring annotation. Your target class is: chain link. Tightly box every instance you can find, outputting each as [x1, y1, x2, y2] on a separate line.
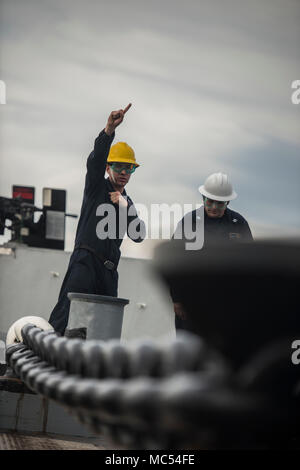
[5, 324, 300, 449]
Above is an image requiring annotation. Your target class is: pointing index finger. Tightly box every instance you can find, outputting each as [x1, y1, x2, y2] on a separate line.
[123, 103, 132, 114]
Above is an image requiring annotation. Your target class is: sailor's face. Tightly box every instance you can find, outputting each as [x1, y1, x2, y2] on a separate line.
[112, 168, 131, 186]
[107, 164, 131, 187]
[204, 197, 228, 218]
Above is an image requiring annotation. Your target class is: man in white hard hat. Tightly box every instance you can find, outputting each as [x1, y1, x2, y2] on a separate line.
[171, 172, 253, 329]
[198, 172, 252, 241]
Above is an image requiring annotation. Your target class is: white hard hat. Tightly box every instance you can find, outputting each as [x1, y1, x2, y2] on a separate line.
[199, 172, 237, 201]
[6, 316, 54, 346]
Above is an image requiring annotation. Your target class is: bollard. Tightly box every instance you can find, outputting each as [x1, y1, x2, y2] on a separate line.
[65, 293, 129, 340]
[154, 239, 300, 369]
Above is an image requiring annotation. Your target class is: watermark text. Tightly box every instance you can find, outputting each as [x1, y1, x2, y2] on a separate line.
[291, 340, 300, 365]
[0, 80, 6, 104]
[291, 80, 300, 104]
[95, 202, 204, 251]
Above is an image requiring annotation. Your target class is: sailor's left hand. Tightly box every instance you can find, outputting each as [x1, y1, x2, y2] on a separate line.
[109, 191, 128, 208]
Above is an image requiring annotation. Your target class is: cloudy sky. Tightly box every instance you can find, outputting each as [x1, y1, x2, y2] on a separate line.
[0, 0, 299, 258]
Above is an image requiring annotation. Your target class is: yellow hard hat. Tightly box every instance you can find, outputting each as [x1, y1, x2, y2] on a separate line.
[107, 142, 139, 167]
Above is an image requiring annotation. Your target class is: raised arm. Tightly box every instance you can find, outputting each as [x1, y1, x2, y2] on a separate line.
[86, 104, 132, 191]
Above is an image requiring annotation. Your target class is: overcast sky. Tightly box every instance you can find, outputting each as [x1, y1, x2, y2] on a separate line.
[0, 0, 299, 257]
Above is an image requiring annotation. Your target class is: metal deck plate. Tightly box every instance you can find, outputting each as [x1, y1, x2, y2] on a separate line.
[0, 431, 112, 450]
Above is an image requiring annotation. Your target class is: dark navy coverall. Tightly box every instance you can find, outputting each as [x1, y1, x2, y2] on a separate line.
[49, 130, 145, 334]
[171, 207, 253, 329]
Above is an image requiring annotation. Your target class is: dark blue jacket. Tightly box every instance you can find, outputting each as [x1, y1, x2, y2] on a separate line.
[171, 206, 253, 303]
[176, 206, 253, 246]
[74, 129, 145, 268]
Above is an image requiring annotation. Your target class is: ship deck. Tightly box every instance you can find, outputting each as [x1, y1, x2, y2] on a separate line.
[0, 429, 118, 450]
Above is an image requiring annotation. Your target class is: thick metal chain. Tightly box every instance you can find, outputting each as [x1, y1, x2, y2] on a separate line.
[16, 323, 230, 379]
[6, 324, 300, 449]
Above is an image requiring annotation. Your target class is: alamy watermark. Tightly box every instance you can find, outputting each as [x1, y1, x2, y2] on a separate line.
[291, 80, 300, 105]
[291, 340, 300, 365]
[0, 80, 6, 104]
[0, 340, 5, 366]
[95, 202, 204, 250]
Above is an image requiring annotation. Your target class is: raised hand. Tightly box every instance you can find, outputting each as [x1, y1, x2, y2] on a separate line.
[109, 191, 128, 208]
[105, 103, 132, 136]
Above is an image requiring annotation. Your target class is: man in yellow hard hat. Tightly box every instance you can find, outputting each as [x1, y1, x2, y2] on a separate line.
[49, 104, 145, 335]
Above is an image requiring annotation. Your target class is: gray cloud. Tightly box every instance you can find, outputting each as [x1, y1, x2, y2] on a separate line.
[0, 0, 299, 254]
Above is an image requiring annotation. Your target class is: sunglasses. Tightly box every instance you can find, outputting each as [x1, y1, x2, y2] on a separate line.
[109, 163, 137, 174]
[203, 197, 228, 209]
